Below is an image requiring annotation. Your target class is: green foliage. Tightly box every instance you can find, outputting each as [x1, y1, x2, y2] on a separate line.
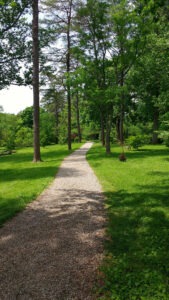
[58, 108, 68, 144]
[15, 127, 33, 147]
[158, 120, 169, 148]
[160, 132, 169, 148]
[127, 124, 142, 136]
[40, 111, 56, 146]
[0, 112, 17, 150]
[87, 143, 169, 300]
[18, 106, 33, 128]
[0, 0, 31, 89]
[12, 107, 57, 148]
[39, 0, 169, 154]
[126, 135, 150, 150]
[82, 121, 100, 141]
[5, 131, 15, 151]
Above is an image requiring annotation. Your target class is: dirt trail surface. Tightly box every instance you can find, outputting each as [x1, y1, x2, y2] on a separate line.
[0, 142, 105, 300]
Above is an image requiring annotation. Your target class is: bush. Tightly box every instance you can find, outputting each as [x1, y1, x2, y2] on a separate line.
[15, 127, 33, 147]
[74, 136, 80, 143]
[127, 124, 142, 136]
[126, 135, 149, 150]
[158, 121, 169, 148]
[159, 131, 169, 148]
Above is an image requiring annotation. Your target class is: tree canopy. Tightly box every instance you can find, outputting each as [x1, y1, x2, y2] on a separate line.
[1, 0, 169, 154]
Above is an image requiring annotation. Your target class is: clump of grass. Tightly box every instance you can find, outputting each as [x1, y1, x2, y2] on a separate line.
[0, 143, 81, 226]
[87, 143, 169, 300]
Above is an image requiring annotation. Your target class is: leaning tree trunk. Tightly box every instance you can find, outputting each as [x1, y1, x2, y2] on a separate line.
[32, 0, 41, 162]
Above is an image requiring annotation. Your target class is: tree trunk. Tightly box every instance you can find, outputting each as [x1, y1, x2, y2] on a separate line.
[32, 0, 41, 162]
[100, 111, 105, 146]
[119, 70, 125, 145]
[105, 113, 112, 154]
[54, 101, 59, 144]
[119, 103, 124, 145]
[116, 117, 121, 142]
[67, 78, 71, 150]
[152, 108, 159, 144]
[76, 92, 81, 143]
[67, 4, 72, 151]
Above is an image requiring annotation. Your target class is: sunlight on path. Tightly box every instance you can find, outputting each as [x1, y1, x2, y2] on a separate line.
[0, 142, 105, 300]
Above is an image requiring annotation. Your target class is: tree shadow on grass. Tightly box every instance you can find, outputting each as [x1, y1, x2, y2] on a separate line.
[0, 148, 73, 164]
[102, 182, 169, 299]
[88, 145, 169, 161]
[124, 148, 169, 160]
[0, 165, 83, 183]
[0, 166, 59, 182]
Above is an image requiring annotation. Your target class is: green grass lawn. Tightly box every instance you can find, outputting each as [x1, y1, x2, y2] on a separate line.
[0, 143, 81, 226]
[87, 143, 169, 300]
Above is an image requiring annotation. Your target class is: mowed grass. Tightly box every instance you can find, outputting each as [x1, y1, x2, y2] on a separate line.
[87, 143, 169, 300]
[0, 143, 82, 226]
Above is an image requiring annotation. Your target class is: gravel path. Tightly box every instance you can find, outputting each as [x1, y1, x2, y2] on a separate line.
[0, 142, 105, 300]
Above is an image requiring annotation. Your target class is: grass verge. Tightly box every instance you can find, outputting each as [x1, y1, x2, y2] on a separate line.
[87, 143, 169, 300]
[0, 143, 82, 226]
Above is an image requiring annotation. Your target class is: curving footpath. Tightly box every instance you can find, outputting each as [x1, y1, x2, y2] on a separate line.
[0, 142, 105, 300]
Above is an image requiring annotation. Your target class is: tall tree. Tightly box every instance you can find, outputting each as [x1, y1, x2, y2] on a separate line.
[66, 0, 73, 150]
[0, 0, 31, 89]
[70, 72, 82, 143]
[32, 0, 41, 162]
[127, 0, 169, 143]
[77, 0, 112, 152]
[41, 0, 81, 150]
[107, 0, 149, 144]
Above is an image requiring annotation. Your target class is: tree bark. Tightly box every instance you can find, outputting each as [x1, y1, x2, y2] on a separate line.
[100, 110, 105, 146]
[105, 113, 112, 154]
[32, 0, 41, 162]
[116, 117, 121, 142]
[67, 2, 72, 151]
[152, 108, 159, 144]
[119, 70, 125, 145]
[119, 103, 124, 145]
[75, 92, 81, 143]
[54, 100, 59, 144]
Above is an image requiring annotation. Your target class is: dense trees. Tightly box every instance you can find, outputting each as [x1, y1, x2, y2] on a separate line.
[41, 0, 81, 150]
[1, 0, 169, 155]
[0, 106, 57, 151]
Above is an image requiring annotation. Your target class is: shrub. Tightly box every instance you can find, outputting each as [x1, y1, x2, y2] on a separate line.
[126, 135, 149, 150]
[74, 136, 80, 143]
[158, 131, 169, 148]
[15, 127, 33, 147]
[158, 121, 169, 148]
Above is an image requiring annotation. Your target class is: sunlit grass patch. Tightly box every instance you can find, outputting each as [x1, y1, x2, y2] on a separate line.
[87, 143, 169, 300]
[0, 143, 82, 226]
